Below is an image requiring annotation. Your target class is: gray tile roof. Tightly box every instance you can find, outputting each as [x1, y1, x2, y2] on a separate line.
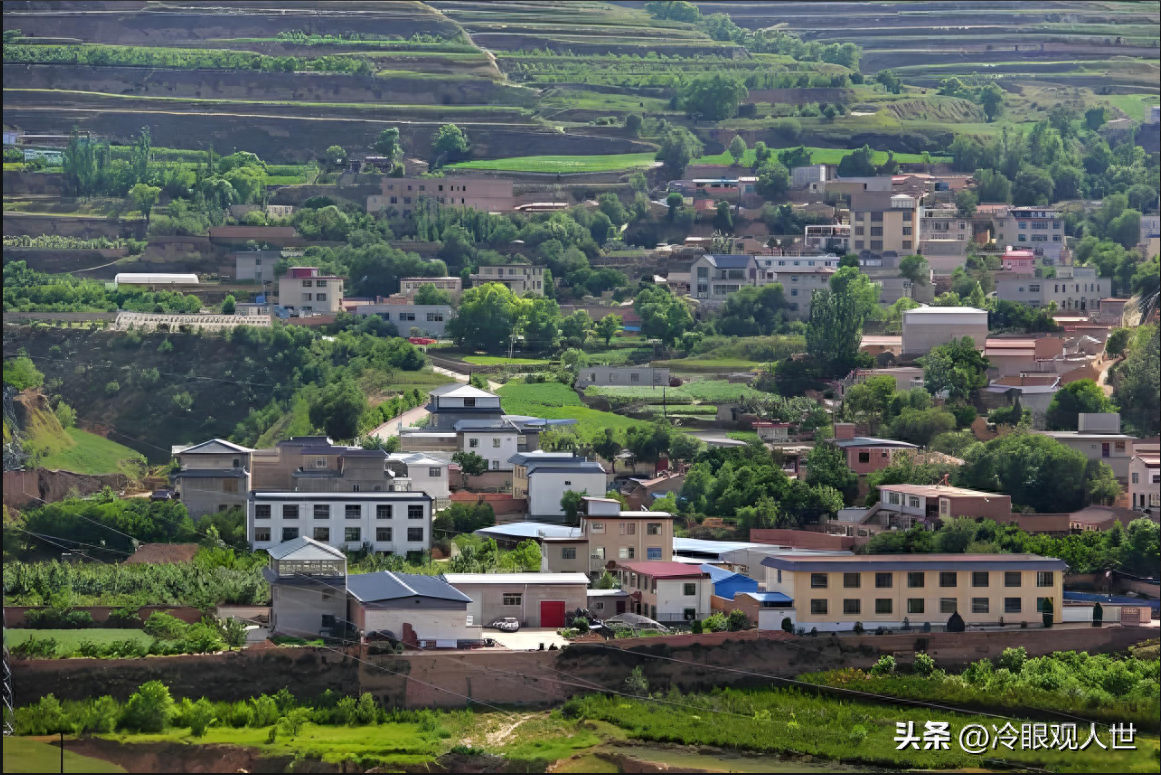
[266, 536, 346, 561]
[346, 571, 471, 604]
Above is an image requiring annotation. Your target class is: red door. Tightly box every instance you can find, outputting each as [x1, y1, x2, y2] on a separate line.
[540, 600, 566, 628]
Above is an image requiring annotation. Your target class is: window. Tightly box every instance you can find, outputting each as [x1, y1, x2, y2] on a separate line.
[1004, 572, 1022, 588]
[972, 598, 990, 614]
[376, 527, 392, 542]
[683, 608, 697, 621]
[843, 599, 861, 615]
[590, 521, 605, 534]
[255, 504, 271, 519]
[907, 598, 924, 614]
[875, 599, 892, 615]
[281, 527, 299, 541]
[316, 293, 327, 302]
[254, 527, 271, 542]
[940, 598, 957, 614]
[907, 572, 925, 588]
[345, 504, 361, 519]
[647, 523, 662, 535]
[647, 547, 662, 560]
[858, 451, 870, 464]
[314, 527, 330, 542]
[810, 573, 828, 588]
[620, 522, 636, 535]
[376, 504, 392, 519]
[683, 583, 697, 596]
[314, 504, 330, 519]
[469, 438, 479, 448]
[562, 547, 576, 560]
[972, 571, 989, 588]
[408, 505, 424, 520]
[343, 527, 360, 543]
[939, 572, 957, 588]
[618, 547, 635, 559]
[502, 594, 522, 606]
[1036, 571, 1054, 587]
[888, 492, 901, 505]
[1036, 597, 1051, 613]
[463, 398, 475, 407]
[843, 572, 861, 589]
[1004, 598, 1022, 614]
[875, 572, 893, 589]
[407, 527, 424, 542]
[280, 504, 298, 520]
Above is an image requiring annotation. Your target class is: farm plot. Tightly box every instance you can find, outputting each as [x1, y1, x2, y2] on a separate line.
[448, 153, 658, 173]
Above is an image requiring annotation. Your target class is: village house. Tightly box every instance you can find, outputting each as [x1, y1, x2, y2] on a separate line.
[398, 276, 463, 298]
[580, 496, 674, 575]
[247, 491, 433, 556]
[832, 423, 919, 475]
[1036, 413, 1137, 479]
[586, 588, 631, 619]
[753, 422, 791, 444]
[250, 437, 402, 493]
[355, 300, 454, 337]
[264, 537, 349, 639]
[234, 249, 281, 283]
[993, 206, 1066, 260]
[469, 264, 546, 294]
[622, 470, 686, 511]
[803, 223, 850, 254]
[511, 451, 608, 520]
[169, 438, 254, 519]
[441, 572, 590, 629]
[614, 561, 713, 623]
[386, 452, 451, 504]
[367, 176, 515, 217]
[901, 305, 989, 357]
[826, 483, 1013, 539]
[277, 266, 344, 315]
[849, 190, 921, 255]
[347, 571, 473, 646]
[757, 553, 1065, 631]
[996, 265, 1109, 313]
[1129, 444, 1160, 513]
[574, 366, 670, 389]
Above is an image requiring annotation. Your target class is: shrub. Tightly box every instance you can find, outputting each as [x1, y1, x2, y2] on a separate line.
[853, 621, 864, 634]
[15, 694, 70, 735]
[11, 636, 58, 659]
[870, 655, 896, 676]
[848, 724, 868, 744]
[571, 616, 590, 630]
[726, 609, 749, 631]
[106, 606, 143, 629]
[144, 611, 190, 640]
[702, 613, 727, 633]
[24, 607, 93, 629]
[120, 681, 175, 733]
[354, 693, 378, 725]
[77, 696, 120, 734]
[913, 652, 936, 676]
[624, 666, 649, 697]
[250, 695, 281, 727]
[690, 619, 704, 634]
[781, 617, 793, 634]
[999, 646, 1027, 673]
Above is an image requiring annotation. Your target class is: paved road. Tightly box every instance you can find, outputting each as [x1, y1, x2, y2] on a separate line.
[685, 430, 748, 447]
[370, 403, 430, 441]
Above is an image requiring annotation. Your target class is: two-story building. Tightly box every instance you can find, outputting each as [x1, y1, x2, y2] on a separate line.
[776, 265, 838, 319]
[994, 207, 1065, 260]
[826, 482, 1012, 538]
[1037, 413, 1137, 479]
[831, 424, 919, 475]
[901, 305, 989, 357]
[426, 384, 503, 430]
[574, 366, 670, 389]
[995, 265, 1109, 313]
[510, 451, 608, 520]
[1129, 445, 1160, 513]
[247, 491, 433, 556]
[277, 266, 344, 315]
[355, 301, 454, 337]
[386, 452, 451, 503]
[469, 264, 546, 295]
[234, 249, 281, 283]
[367, 176, 515, 217]
[580, 496, 674, 575]
[614, 561, 713, 623]
[170, 438, 254, 519]
[689, 254, 758, 306]
[398, 276, 462, 299]
[250, 438, 401, 493]
[264, 536, 349, 639]
[757, 553, 1065, 631]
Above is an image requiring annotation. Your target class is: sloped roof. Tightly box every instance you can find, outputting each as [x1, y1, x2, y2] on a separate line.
[347, 571, 470, 604]
[834, 437, 918, 449]
[441, 572, 590, 585]
[173, 438, 254, 455]
[266, 536, 346, 561]
[433, 384, 498, 400]
[616, 561, 707, 579]
[699, 563, 756, 585]
[704, 254, 755, 269]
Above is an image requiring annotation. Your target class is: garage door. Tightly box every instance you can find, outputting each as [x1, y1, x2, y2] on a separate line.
[540, 600, 566, 628]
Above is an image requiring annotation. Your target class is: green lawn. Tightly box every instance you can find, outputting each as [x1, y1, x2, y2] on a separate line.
[447, 152, 657, 173]
[6, 629, 154, 651]
[652, 358, 765, 373]
[4, 736, 126, 774]
[498, 380, 649, 434]
[463, 355, 551, 366]
[694, 146, 950, 167]
[39, 428, 146, 477]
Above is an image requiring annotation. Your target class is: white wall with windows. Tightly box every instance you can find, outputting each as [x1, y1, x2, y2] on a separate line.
[461, 431, 519, 471]
[248, 493, 431, 555]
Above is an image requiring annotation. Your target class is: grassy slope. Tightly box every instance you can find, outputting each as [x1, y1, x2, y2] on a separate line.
[4, 737, 126, 774]
[38, 428, 146, 477]
[498, 380, 648, 434]
[447, 153, 657, 173]
[695, 146, 950, 167]
[5, 629, 154, 650]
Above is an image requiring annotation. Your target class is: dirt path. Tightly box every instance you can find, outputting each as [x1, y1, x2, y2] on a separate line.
[370, 403, 430, 441]
[485, 713, 535, 747]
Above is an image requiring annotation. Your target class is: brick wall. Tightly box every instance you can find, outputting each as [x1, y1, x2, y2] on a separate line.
[5, 605, 202, 628]
[749, 529, 855, 550]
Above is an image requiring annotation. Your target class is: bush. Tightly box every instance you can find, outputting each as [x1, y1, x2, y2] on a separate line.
[24, 607, 94, 629]
[11, 636, 58, 659]
[183, 698, 216, 737]
[120, 680, 175, 733]
[144, 611, 190, 640]
[250, 695, 281, 727]
[15, 694, 70, 735]
[106, 606, 143, 629]
[913, 652, 936, 676]
[727, 609, 749, 631]
[853, 621, 864, 634]
[701, 613, 727, 633]
[998, 646, 1027, 673]
[870, 655, 896, 676]
[781, 617, 793, 634]
[690, 619, 704, 634]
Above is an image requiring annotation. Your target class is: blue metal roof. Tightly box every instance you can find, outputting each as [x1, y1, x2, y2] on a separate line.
[475, 521, 582, 540]
[706, 254, 754, 269]
[346, 571, 471, 604]
[699, 563, 750, 584]
[743, 591, 794, 604]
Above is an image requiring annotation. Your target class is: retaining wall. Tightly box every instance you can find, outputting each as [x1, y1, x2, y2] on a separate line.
[5, 605, 203, 628]
[2, 468, 129, 510]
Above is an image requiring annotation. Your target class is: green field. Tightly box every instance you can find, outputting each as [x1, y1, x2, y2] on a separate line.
[585, 379, 765, 406]
[463, 355, 551, 366]
[652, 358, 765, 373]
[447, 153, 657, 173]
[5, 628, 154, 651]
[4, 736, 126, 774]
[694, 146, 951, 167]
[38, 428, 147, 477]
[498, 380, 648, 434]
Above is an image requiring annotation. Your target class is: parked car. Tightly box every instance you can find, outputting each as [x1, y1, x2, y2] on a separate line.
[488, 617, 520, 633]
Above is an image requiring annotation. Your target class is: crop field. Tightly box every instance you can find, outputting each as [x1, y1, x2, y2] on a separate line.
[448, 153, 658, 173]
[585, 379, 766, 407]
[4, 628, 154, 651]
[498, 380, 648, 435]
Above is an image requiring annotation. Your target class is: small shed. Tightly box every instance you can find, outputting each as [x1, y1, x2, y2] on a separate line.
[347, 571, 472, 646]
[441, 572, 590, 629]
[699, 563, 759, 600]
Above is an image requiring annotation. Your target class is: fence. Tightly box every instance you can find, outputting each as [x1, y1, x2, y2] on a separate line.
[114, 311, 272, 332]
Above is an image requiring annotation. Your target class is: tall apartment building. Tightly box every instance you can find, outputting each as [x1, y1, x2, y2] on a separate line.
[469, 264, 546, 294]
[277, 267, 344, 314]
[849, 191, 920, 255]
[247, 491, 432, 556]
[366, 176, 514, 217]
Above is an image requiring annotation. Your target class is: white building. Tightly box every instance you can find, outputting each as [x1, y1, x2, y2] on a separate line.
[901, 306, 988, 357]
[386, 452, 451, 502]
[248, 491, 432, 555]
[575, 366, 670, 389]
[427, 384, 504, 430]
[995, 266, 1110, 313]
[994, 207, 1065, 261]
[356, 303, 454, 337]
[511, 450, 608, 519]
[1037, 413, 1137, 479]
[456, 420, 521, 472]
[114, 272, 199, 286]
[615, 561, 713, 623]
[1129, 445, 1160, 512]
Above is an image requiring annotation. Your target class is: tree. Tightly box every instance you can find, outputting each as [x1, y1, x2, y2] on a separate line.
[634, 285, 693, 345]
[888, 408, 957, 447]
[447, 283, 521, 351]
[755, 160, 790, 200]
[3, 356, 44, 390]
[220, 294, 236, 315]
[898, 255, 930, 285]
[837, 145, 877, 178]
[1113, 325, 1159, 437]
[713, 201, 734, 233]
[560, 489, 587, 523]
[975, 169, 1011, 202]
[431, 124, 470, 168]
[129, 183, 161, 223]
[1084, 460, 1121, 506]
[954, 189, 978, 217]
[655, 127, 704, 176]
[625, 113, 643, 136]
[776, 145, 811, 169]
[668, 433, 703, 464]
[1045, 379, 1116, 430]
[373, 128, 402, 162]
[644, 0, 701, 22]
[1012, 166, 1055, 206]
[956, 432, 1089, 513]
[807, 288, 866, 377]
[805, 442, 858, 505]
[678, 73, 748, 120]
[598, 192, 628, 226]
[979, 83, 1004, 121]
[308, 378, 368, 441]
[875, 69, 902, 94]
[923, 337, 989, 400]
[414, 283, 452, 306]
[728, 135, 747, 165]
[121, 681, 175, 733]
[451, 450, 488, 486]
[1084, 106, 1106, 131]
[324, 145, 346, 168]
[595, 313, 622, 346]
[591, 427, 622, 463]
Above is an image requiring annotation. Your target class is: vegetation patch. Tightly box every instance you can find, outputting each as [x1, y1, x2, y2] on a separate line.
[498, 380, 649, 435]
[448, 153, 657, 173]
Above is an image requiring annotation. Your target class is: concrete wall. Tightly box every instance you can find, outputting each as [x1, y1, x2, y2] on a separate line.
[5, 605, 201, 628]
[13, 626, 1147, 708]
[450, 582, 588, 629]
[749, 529, 854, 551]
[270, 583, 346, 639]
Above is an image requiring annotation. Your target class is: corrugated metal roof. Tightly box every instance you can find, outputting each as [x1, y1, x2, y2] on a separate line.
[761, 553, 1066, 572]
[347, 571, 471, 604]
[266, 536, 346, 561]
[441, 572, 590, 585]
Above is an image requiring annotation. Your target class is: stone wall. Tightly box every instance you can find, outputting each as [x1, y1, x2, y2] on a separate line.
[2, 468, 130, 510]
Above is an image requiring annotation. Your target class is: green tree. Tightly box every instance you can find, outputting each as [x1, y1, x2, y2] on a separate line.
[678, 73, 748, 120]
[668, 433, 703, 464]
[1084, 460, 1121, 506]
[755, 160, 791, 200]
[3, 356, 44, 390]
[713, 201, 734, 233]
[655, 127, 704, 176]
[836, 145, 877, 177]
[805, 442, 858, 505]
[447, 282, 521, 351]
[129, 183, 161, 223]
[625, 113, 643, 136]
[1113, 325, 1159, 437]
[979, 83, 1004, 121]
[1084, 106, 1106, 131]
[520, 295, 562, 352]
[121, 681, 175, 733]
[644, 0, 701, 22]
[324, 145, 346, 168]
[1045, 379, 1116, 430]
[373, 127, 402, 162]
[595, 313, 622, 346]
[923, 337, 989, 400]
[431, 124, 470, 168]
[560, 489, 587, 523]
[308, 378, 368, 441]
[975, 169, 1011, 202]
[898, 255, 930, 285]
[954, 189, 978, 217]
[634, 285, 693, 345]
[777, 145, 812, 169]
[875, 69, 902, 94]
[413, 283, 452, 306]
[955, 432, 1089, 513]
[1105, 328, 1130, 357]
[728, 135, 747, 165]
[1012, 166, 1055, 206]
[220, 294, 236, 314]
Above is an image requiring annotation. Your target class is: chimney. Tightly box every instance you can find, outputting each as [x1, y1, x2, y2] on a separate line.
[833, 423, 856, 441]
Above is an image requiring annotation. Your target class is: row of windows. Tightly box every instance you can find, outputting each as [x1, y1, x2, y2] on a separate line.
[254, 503, 425, 519]
[300, 280, 329, 288]
[254, 526, 424, 543]
[300, 293, 327, 302]
[590, 546, 664, 560]
[809, 597, 1052, 616]
[588, 521, 665, 535]
[807, 570, 1054, 589]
